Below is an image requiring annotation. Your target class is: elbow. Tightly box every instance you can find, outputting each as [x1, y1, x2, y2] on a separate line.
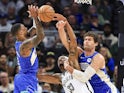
[38, 33, 45, 40]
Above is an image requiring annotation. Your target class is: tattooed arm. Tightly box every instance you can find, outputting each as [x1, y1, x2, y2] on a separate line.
[53, 13, 83, 55]
[56, 20, 80, 70]
[68, 38, 81, 70]
[20, 5, 45, 57]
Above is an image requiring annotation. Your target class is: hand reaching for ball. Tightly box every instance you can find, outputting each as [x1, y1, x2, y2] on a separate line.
[28, 5, 38, 19]
[53, 13, 67, 21]
[56, 20, 67, 30]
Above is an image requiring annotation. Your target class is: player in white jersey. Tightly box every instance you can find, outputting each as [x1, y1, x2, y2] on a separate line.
[37, 20, 94, 93]
[38, 56, 94, 93]
[60, 57, 93, 93]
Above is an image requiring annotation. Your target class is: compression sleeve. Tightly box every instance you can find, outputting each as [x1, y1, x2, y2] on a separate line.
[72, 66, 96, 82]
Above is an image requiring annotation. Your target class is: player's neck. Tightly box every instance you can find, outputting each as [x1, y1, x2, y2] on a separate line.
[17, 37, 27, 42]
[84, 49, 95, 56]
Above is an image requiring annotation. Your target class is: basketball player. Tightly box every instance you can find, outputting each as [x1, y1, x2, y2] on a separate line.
[53, 13, 118, 93]
[11, 5, 45, 93]
[37, 20, 94, 93]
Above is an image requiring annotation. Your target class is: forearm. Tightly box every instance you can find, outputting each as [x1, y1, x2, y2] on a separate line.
[68, 33, 80, 70]
[37, 74, 61, 84]
[58, 28, 69, 51]
[65, 21, 77, 44]
[68, 44, 80, 70]
[34, 17, 45, 40]
[65, 65, 96, 83]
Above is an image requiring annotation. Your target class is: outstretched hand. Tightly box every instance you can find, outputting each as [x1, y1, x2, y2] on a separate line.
[56, 20, 67, 30]
[53, 13, 67, 21]
[28, 5, 38, 18]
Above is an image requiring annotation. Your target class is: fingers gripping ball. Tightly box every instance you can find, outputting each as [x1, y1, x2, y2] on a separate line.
[38, 5, 55, 22]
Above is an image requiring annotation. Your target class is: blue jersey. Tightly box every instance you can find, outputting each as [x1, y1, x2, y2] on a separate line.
[14, 41, 38, 93]
[79, 51, 118, 93]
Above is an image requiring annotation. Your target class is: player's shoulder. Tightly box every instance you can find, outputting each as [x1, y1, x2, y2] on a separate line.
[93, 52, 105, 68]
[77, 46, 83, 55]
[94, 52, 105, 61]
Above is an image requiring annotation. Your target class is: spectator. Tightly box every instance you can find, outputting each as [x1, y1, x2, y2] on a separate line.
[43, 35, 57, 50]
[67, 14, 80, 30]
[0, 0, 11, 14]
[0, 39, 7, 55]
[102, 22, 118, 56]
[89, 14, 103, 31]
[60, 0, 73, 8]
[0, 71, 14, 93]
[7, 1, 19, 24]
[44, 51, 60, 73]
[88, 5, 105, 25]
[42, 83, 56, 93]
[71, 3, 83, 25]
[6, 46, 17, 69]
[102, 22, 118, 47]
[80, 13, 91, 31]
[0, 13, 12, 32]
[63, 6, 72, 17]
[0, 54, 14, 77]
[4, 32, 15, 48]
[15, 0, 24, 13]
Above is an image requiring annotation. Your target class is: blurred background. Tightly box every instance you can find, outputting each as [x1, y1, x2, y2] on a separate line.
[0, 0, 123, 92]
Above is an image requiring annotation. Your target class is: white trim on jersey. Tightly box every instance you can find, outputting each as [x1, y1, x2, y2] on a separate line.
[30, 48, 37, 66]
[61, 71, 94, 93]
[16, 51, 20, 57]
[96, 70, 117, 93]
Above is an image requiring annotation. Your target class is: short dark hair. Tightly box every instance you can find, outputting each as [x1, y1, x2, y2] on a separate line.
[11, 23, 21, 36]
[84, 31, 98, 43]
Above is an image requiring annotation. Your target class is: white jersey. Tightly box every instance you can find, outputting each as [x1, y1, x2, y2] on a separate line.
[61, 71, 94, 93]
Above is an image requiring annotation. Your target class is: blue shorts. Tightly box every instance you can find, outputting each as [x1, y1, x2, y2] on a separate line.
[14, 73, 38, 93]
[91, 83, 118, 93]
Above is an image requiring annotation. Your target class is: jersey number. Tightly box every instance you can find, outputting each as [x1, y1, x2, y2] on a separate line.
[67, 83, 74, 93]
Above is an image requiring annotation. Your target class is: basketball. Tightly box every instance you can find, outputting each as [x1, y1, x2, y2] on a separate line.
[38, 5, 55, 22]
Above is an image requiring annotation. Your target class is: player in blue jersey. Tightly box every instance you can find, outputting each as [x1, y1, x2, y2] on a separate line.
[53, 13, 119, 93]
[11, 5, 45, 93]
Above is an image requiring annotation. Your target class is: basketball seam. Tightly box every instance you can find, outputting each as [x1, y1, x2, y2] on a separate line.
[38, 5, 55, 22]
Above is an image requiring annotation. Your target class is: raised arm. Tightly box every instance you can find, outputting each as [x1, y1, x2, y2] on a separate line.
[53, 13, 83, 54]
[64, 54, 105, 83]
[55, 15, 80, 70]
[20, 5, 45, 57]
[56, 20, 69, 51]
[68, 39, 81, 70]
[37, 73, 61, 84]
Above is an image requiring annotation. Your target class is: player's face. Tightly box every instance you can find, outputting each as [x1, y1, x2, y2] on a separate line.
[58, 56, 68, 72]
[83, 36, 97, 51]
[18, 24, 28, 37]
